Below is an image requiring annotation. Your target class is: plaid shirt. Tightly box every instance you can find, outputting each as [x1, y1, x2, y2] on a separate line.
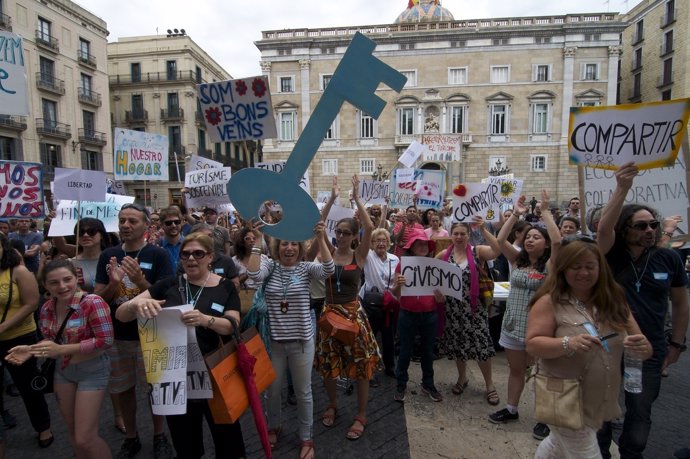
[39, 292, 113, 368]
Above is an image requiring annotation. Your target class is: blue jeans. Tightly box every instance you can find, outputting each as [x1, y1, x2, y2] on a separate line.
[395, 309, 437, 390]
[597, 356, 663, 459]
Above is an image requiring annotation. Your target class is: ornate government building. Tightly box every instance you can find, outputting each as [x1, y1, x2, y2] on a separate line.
[255, 0, 626, 204]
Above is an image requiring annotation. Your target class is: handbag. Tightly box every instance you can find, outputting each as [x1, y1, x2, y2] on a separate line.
[362, 288, 384, 308]
[205, 316, 276, 424]
[318, 304, 360, 347]
[477, 260, 495, 308]
[30, 308, 75, 394]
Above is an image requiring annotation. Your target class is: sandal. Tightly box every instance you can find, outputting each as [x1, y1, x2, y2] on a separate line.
[299, 440, 315, 459]
[321, 404, 337, 428]
[486, 388, 500, 406]
[268, 427, 281, 449]
[452, 379, 469, 395]
[346, 415, 367, 441]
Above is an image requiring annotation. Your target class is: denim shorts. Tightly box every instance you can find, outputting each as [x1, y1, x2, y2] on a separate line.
[54, 353, 111, 391]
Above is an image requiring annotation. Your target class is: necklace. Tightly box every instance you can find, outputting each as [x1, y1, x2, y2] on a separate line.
[278, 266, 294, 313]
[122, 242, 146, 260]
[570, 296, 598, 325]
[185, 272, 211, 309]
[629, 250, 651, 293]
[334, 265, 343, 293]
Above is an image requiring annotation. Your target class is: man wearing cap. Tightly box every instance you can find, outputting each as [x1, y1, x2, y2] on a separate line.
[204, 207, 232, 256]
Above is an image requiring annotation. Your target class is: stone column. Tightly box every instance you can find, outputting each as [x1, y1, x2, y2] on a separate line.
[607, 45, 622, 105]
[560, 46, 577, 139]
[299, 59, 311, 129]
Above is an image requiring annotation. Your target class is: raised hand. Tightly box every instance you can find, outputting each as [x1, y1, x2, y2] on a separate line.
[615, 162, 638, 191]
[514, 195, 528, 216]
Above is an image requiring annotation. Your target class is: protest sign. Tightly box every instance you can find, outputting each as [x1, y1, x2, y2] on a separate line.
[390, 169, 445, 210]
[197, 76, 277, 143]
[49, 193, 135, 236]
[189, 154, 223, 171]
[0, 161, 44, 218]
[183, 167, 232, 208]
[359, 180, 390, 205]
[316, 191, 333, 204]
[324, 205, 355, 240]
[452, 182, 501, 222]
[113, 128, 169, 181]
[400, 256, 464, 301]
[398, 141, 425, 168]
[568, 99, 690, 171]
[255, 161, 310, 195]
[106, 178, 126, 195]
[0, 31, 29, 116]
[185, 318, 213, 399]
[422, 134, 462, 162]
[488, 176, 523, 206]
[396, 168, 415, 183]
[53, 168, 106, 202]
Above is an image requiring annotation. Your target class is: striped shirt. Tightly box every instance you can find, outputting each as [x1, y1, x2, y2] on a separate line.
[249, 259, 335, 341]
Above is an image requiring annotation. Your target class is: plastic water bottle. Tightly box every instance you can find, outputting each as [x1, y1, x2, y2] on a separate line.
[623, 348, 643, 393]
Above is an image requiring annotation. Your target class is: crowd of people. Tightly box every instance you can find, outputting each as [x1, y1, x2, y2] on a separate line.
[0, 164, 686, 459]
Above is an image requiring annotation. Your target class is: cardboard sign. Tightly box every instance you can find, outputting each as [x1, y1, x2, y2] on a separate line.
[53, 168, 106, 202]
[390, 169, 445, 210]
[106, 178, 126, 195]
[324, 205, 355, 240]
[422, 134, 462, 162]
[316, 191, 333, 204]
[197, 76, 277, 143]
[398, 141, 425, 168]
[400, 256, 464, 301]
[113, 128, 169, 181]
[48, 193, 135, 236]
[452, 183, 501, 222]
[255, 161, 310, 194]
[0, 31, 29, 115]
[359, 180, 390, 205]
[568, 99, 690, 171]
[183, 167, 232, 208]
[189, 154, 223, 171]
[487, 176, 523, 206]
[0, 161, 44, 218]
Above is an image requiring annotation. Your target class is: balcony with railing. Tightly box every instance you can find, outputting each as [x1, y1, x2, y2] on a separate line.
[125, 110, 148, 124]
[169, 145, 186, 156]
[36, 118, 71, 139]
[78, 87, 102, 106]
[36, 72, 65, 95]
[77, 50, 97, 68]
[0, 115, 27, 131]
[195, 111, 205, 125]
[110, 70, 205, 86]
[35, 30, 59, 52]
[0, 12, 11, 31]
[78, 128, 107, 146]
[161, 108, 185, 122]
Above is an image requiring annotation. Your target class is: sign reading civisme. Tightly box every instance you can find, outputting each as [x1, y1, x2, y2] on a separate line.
[53, 168, 106, 202]
[400, 256, 463, 301]
[0, 161, 44, 218]
[452, 182, 501, 222]
[197, 76, 277, 143]
[568, 98, 690, 171]
[48, 193, 135, 236]
[0, 31, 29, 116]
[114, 128, 169, 181]
[359, 179, 390, 205]
[183, 167, 232, 208]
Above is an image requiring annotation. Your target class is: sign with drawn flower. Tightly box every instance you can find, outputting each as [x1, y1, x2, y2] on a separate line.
[488, 176, 523, 206]
[197, 76, 277, 143]
[452, 182, 502, 223]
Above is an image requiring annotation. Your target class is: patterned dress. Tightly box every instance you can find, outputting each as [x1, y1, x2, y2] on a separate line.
[439, 252, 495, 361]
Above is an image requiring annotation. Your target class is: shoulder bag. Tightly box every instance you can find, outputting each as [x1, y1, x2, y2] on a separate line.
[240, 261, 276, 355]
[30, 307, 76, 394]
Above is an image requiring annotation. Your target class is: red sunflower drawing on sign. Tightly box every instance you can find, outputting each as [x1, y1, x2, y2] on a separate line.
[205, 107, 222, 126]
[252, 78, 267, 98]
[235, 79, 248, 96]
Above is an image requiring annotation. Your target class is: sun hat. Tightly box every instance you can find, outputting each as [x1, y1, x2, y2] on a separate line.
[403, 228, 436, 253]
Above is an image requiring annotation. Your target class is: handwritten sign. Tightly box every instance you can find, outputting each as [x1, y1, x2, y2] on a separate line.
[48, 193, 135, 236]
[452, 183, 501, 222]
[106, 178, 126, 195]
[255, 161, 310, 194]
[488, 176, 523, 206]
[113, 128, 169, 181]
[183, 167, 232, 208]
[422, 134, 461, 162]
[53, 168, 106, 202]
[390, 169, 445, 210]
[189, 154, 223, 171]
[400, 256, 464, 300]
[316, 191, 333, 204]
[568, 99, 690, 171]
[0, 31, 29, 116]
[185, 321, 213, 400]
[197, 76, 277, 143]
[324, 205, 355, 240]
[398, 141, 425, 168]
[359, 180, 390, 205]
[0, 161, 44, 218]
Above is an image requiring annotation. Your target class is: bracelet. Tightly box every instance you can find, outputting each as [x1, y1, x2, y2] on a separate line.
[250, 247, 262, 255]
[562, 336, 575, 357]
[207, 316, 216, 328]
[662, 231, 674, 238]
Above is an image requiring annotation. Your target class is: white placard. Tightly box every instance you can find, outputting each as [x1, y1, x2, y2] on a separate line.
[452, 183, 502, 222]
[48, 193, 135, 236]
[398, 141, 425, 168]
[421, 134, 462, 162]
[53, 168, 106, 202]
[0, 31, 29, 115]
[189, 155, 223, 171]
[487, 176, 523, 207]
[113, 128, 169, 181]
[359, 180, 390, 205]
[255, 161, 310, 194]
[400, 256, 464, 301]
[324, 205, 355, 240]
[183, 167, 232, 208]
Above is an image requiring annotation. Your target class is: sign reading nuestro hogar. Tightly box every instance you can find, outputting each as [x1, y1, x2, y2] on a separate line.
[568, 98, 690, 171]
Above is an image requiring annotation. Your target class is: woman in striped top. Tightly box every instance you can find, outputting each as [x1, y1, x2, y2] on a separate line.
[247, 221, 333, 459]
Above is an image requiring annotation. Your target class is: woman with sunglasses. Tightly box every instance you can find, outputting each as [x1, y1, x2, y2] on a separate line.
[526, 239, 651, 458]
[115, 233, 246, 459]
[232, 223, 269, 315]
[246, 221, 333, 459]
[487, 191, 561, 442]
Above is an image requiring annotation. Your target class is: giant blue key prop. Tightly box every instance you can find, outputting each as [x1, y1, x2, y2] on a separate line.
[227, 32, 407, 241]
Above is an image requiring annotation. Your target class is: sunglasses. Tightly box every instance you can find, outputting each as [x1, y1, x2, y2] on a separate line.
[164, 219, 181, 227]
[628, 220, 660, 231]
[78, 228, 99, 237]
[561, 234, 596, 246]
[180, 250, 210, 260]
[335, 229, 353, 237]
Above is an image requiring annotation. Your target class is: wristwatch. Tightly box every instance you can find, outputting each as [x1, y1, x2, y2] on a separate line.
[207, 316, 216, 328]
[662, 231, 674, 238]
[668, 339, 687, 352]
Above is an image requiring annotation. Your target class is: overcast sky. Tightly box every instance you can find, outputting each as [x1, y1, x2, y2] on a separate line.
[75, 0, 633, 78]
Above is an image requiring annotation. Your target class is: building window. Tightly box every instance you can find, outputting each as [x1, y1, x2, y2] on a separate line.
[0, 136, 19, 161]
[168, 126, 182, 153]
[398, 107, 415, 136]
[37, 17, 51, 42]
[633, 19, 644, 44]
[531, 155, 547, 172]
[664, 0, 676, 26]
[42, 99, 57, 127]
[360, 158, 375, 175]
[39, 57, 54, 84]
[661, 89, 672, 101]
[131, 94, 144, 115]
[533, 65, 550, 82]
[324, 117, 338, 140]
[195, 66, 202, 84]
[278, 76, 294, 93]
[322, 159, 338, 176]
[279, 111, 296, 141]
[663, 30, 674, 55]
[530, 103, 549, 134]
[359, 112, 376, 139]
[40, 143, 61, 175]
[81, 73, 92, 95]
[632, 48, 642, 71]
[198, 129, 206, 152]
[582, 63, 599, 80]
[78, 38, 90, 61]
[166, 60, 177, 80]
[131, 63, 141, 82]
[448, 105, 467, 134]
[662, 58, 673, 85]
[82, 110, 95, 136]
[167, 92, 179, 113]
[320, 74, 332, 91]
[490, 66, 510, 84]
[633, 73, 642, 98]
[489, 104, 508, 135]
[448, 67, 467, 85]
[401, 70, 417, 88]
[82, 150, 101, 171]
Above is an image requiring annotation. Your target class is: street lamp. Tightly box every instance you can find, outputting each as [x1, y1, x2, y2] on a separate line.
[372, 163, 389, 181]
[488, 159, 511, 176]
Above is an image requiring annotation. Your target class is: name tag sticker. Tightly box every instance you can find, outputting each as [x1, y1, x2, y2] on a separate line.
[653, 272, 669, 280]
[211, 302, 224, 313]
[67, 318, 83, 328]
[139, 262, 153, 270]
[214, 268, 225, 274]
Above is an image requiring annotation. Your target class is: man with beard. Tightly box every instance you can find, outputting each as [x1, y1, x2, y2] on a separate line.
[95, 203, 174, 459]
[158, 207, 184, 272]
[596, 162, 689, 459]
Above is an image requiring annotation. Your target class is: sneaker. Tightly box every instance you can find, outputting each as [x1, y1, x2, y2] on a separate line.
[2, 409, 16, 429]
[394, 387, 406, 403]
[153, 434, 173, 459]
[488, 408, 519, 424]
[421, 385, 443, 402]
[115, 437, 142, 459]
[532, 422, 550, 440]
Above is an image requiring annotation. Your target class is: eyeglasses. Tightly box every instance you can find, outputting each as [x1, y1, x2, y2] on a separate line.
[180, 250, 210, 260]
[164, 220, 181, 227]
[78, 228, 99, 237]
[628, 220, 660, 231]
[335, 229, 353, 237]
[561, 234, 597, 246]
